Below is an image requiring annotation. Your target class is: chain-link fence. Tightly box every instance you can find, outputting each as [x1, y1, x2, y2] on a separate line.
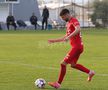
[38, 0, 108, 28]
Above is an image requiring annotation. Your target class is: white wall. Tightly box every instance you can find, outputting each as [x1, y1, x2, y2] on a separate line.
[0, 3, 9, 22]
[13, 0, 41, 21]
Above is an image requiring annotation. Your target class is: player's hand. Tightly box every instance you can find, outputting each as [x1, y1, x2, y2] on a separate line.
[64, 37, 69, 42]
[48, 40, 55, 44]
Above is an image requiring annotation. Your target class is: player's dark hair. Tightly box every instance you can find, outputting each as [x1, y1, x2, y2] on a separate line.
[60, 9, 70, 16]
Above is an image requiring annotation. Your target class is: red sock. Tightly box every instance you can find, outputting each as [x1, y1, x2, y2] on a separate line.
[73, 64, 90, 74]
[57, 64, 66, 84]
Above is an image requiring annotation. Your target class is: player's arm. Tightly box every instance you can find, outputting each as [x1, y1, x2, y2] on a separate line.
[64, 25, 80, 41]
[48, 35, 66, 44]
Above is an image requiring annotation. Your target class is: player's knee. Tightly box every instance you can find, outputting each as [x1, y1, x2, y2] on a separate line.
[71, 63, 76, 68]
[60, 61, 67, 66]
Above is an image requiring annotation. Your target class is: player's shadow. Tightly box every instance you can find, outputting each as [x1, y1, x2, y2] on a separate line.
[45, 87, 74, 90]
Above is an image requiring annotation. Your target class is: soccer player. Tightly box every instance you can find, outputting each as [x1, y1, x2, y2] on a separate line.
[48, 9, 95, 89]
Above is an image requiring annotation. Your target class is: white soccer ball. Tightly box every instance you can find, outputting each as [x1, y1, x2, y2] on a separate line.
[35, 78, 46, 88]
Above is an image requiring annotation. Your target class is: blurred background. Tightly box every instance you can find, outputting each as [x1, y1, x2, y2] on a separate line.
[0, 0, 108, 30]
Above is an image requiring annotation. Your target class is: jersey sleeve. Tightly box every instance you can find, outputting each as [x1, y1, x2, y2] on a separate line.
[66, 18, 80, 36]
[71, 18, 80, 28]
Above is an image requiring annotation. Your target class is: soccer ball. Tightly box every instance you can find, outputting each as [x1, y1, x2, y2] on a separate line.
[34, 78, 46, 88]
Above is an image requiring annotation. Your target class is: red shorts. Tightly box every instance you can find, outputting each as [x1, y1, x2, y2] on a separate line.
[64, 46, 83, 64]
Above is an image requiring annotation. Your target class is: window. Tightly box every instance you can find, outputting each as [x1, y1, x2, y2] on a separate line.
[5, 0, 19, 3]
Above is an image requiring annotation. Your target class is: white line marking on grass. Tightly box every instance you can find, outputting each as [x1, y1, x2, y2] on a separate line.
[91, 56, 108, 60]
[0, 60, 59, 70]
[0, 60, 108, 77]
[96, 74, 108, 76]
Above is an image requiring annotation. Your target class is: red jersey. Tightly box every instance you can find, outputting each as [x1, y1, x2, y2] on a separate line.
[66, 17, 83, 48]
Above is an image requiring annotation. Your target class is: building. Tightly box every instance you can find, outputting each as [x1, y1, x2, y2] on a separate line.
[0, 0, 40, 22]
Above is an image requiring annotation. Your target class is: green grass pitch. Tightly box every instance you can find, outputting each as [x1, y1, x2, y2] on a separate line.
[0, 29, 108, 90]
